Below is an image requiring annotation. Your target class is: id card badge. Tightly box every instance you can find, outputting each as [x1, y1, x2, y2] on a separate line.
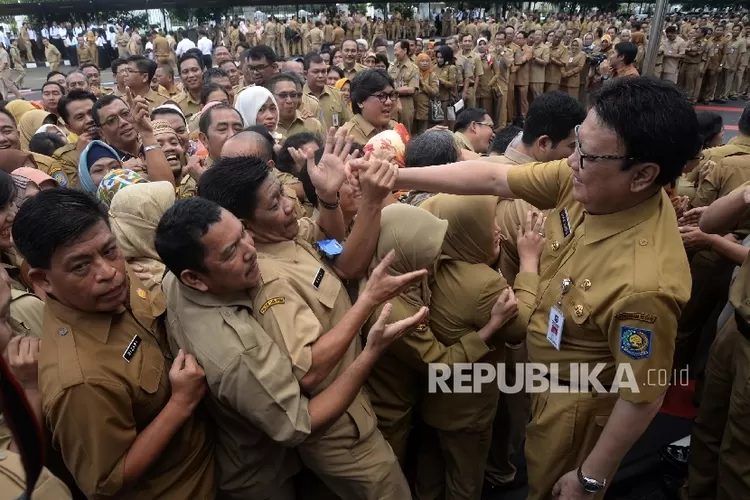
[547, 305, 564, 350]
[332, 112, 340, 127]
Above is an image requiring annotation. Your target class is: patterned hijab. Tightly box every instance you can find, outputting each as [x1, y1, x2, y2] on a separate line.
[96, 169, 148, 206]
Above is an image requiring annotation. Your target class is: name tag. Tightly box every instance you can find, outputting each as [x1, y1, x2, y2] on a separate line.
[123, 335, 142, 363]
[332, 113, 339, 127]
[547, 306, 564, 350]
[731, 48, 736, 54]
[559, 208, 571, 238]
[569, 56, 574, 63]
[313, 268, 325, 289]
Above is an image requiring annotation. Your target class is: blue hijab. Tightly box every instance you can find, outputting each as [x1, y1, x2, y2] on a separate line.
[78, 140, 121, 194]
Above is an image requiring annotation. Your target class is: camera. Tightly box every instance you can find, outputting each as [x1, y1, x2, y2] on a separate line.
[588, 52, 607, 67]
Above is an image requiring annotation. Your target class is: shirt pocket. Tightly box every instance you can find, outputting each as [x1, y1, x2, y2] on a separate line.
[315, 267, 343, 310]
[560, 285, 600, 342]
[138, 340, 165, 395]
[345, 396, 377, 457]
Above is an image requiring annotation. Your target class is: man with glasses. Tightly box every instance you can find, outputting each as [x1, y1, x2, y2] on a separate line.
[452, 107, 495, 155]
[351, 76, 699, 500]
[267, 73, 325, 142]
[124, 55, 169, 112]
[303, 53, 352, 130]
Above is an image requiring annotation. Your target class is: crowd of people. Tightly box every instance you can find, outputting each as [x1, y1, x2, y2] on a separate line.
[0, 5, 750, 500]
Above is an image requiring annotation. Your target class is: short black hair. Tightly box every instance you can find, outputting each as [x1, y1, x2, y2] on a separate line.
[614, 42, 637, 65]
[491, 125, 523, 154]
[41, 81, 64, 95]
[247, 45, 278, 64]
[738, 104, 750, 136]
[303, 52, 325, 70]
[127, 55, 157, 81]
[155, 197, 223, 276]
[92, 94, 126, 127]
[696, 111, 723, 148]
[46, 71, 65, 81]
[350, 69, 394, 115]
[0, 170, 16, 209]
[454, 108, 489, 133]
[328, 66, 344, 79]
[79, 63, 100, 75]
[522, 91, 585, 147]
[178, 52, 205, 74]
[266, 72, 301, 94]
[29, 132, 66, 156]
[111, 58, 127, 75]
[198, 103, 241, 135]
[200, 82, 230, 106]
[218, 60, 238, 71]
[590, 76, 700, 186]
[277, 132, 322, 173]
[13, 188, 109, 269]
[198, 156, 270, 220]
[202, 67, 229, 84]
[395, 40, 410, 54]
[57, 90, 97, 125]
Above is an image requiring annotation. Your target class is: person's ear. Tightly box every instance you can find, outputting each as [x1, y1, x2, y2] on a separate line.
[27, 268, 53, 296]
[631, 162, 660, 193]
[179, 269, 209, 292]
[198, 131, 208, 146]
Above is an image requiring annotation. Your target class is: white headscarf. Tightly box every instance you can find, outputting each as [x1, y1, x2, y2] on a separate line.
[234, 86, 279, 128]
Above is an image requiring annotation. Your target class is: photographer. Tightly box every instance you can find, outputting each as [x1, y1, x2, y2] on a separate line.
[595, 42, 640, 83]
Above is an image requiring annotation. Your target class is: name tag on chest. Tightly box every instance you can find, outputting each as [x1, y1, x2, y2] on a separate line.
[123, 335, 142, 363]
[546, 306, 564, 350]
[313, 268, 325, 289]
[559, 208, 572, 238]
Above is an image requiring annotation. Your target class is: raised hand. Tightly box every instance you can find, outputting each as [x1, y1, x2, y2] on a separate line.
[168, 349, 207, 413]
[362, 250, 428, 306]
[366, 303, 429, 354]
[307, 127, 354, 200]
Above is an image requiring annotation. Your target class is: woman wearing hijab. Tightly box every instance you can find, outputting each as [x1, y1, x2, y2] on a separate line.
[362, 204, 513, 468]
[18, 110, 59, 151]
[413, 194, 542, 500]
[561, 38, 587, 100]
[5, 100, 36, 123]
[234, 86, 279, 140]
[11, 167, 58, 204]
[334, 78, 351, 108]
[78, 140, 123, 194]
[95, 168, 148, 206]
[110, 181, 175, 292]
[434, 45, 458, 126]
[414, 53, 438, 134]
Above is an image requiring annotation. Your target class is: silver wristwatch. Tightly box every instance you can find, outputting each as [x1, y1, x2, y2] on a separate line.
[577, 467, 606, 493]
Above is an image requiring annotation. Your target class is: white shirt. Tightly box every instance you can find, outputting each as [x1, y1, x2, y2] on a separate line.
[145, 41, 153, 51]
[96, 36, 106, 47]
[74, 27, 83, 36]
[175, 38, 196, 56]
[41, 28, 49, 39]
[197, 36, 212, 55]
[28, 29, 37, 41]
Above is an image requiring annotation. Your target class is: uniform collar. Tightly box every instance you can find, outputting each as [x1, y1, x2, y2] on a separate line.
[352, 114, 376, 138]
[728, 134, 750, 147]
[503, 145, 535, 165]
[303, 83, 330, 99]
[167, 271, 254, 309]
[279, 111, 305, 130]
[454, 131, 475, 152]
[256, 239, 300, 262]
[583, 189, 663, 246]
[44, 267, 164, 344]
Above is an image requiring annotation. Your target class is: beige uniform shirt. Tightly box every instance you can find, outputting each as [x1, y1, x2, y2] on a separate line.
[303, 84, 352, 130]
[0, 450, 73, 499]
[40, 271, 216, 499]
[173, 90, 201, 118]
[276, 111, 325, 143]
[730, 196, 750, 321]
[506, 160, 691, 403]
[163, 273, 308, 498]
[530, 43, 550, 83]
[545, 42, 569, 85]
[340, 62, 367, 80]
[340, 114, 398, 147]
[661, 38, 687, 74]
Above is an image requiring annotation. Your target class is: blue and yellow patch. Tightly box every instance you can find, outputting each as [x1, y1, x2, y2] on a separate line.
[620, 326, 651, 360]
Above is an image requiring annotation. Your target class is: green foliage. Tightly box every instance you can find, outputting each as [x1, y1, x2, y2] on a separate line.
[28, 10, 149, 28]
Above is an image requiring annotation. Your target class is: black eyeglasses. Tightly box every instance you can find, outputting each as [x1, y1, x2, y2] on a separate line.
[574, 125, 636, 169]
[371, 92, 397, 103]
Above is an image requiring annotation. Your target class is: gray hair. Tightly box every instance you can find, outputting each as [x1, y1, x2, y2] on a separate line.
[405, 129, 459, 168]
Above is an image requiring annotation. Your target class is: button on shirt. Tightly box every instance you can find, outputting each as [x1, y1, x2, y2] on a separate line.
[39, 270, 216, 499]
[163, 272, 308, 498]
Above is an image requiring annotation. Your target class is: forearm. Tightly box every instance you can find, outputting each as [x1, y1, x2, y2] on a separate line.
[581, 396, 663, 480]
[333, 202, 380, 279]
[710, 234, 750, 266]
[308, 347, 378, 434]
[300, 296, 375, 393]
[700, 187, 749, 234]
[397, 85, 415, 96]
[122, 399, 192, 485]
[396, 160, 515, 198]
[315, 192, 346, 242]
[141, 133, 175, 186]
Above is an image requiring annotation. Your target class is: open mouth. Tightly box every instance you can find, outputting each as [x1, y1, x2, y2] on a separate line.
[165, 153, 179, 164]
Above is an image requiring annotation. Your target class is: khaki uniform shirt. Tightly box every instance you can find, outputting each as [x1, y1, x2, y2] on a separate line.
[514, 45, 533, 86]
[530, 43, 550, 83]
[388, 59, 419, 103]
[545, 43, 569, 85]
[276, 111, 325, 143]
[303, 84, 352, 130]
[435, 64, 458, 101]
[457, 52, 483, 87]
[173, 90, 201, 118]
[163, 273, 307, 498]
[0, 450, 72, 499]
[724, 37, 747, 70]
[29, 152, 69, 188]
[340, 62, 367, 80]
[40, 271, 216, 498]
[506, 160, 691, 403]
[250, 218, 376, 445]
[453, 131, 475, 152]
[694, 156, 750, 237]
[494, 47, 515, 91]
[661, 38, 687, 74]
[332, 27, 345, 46]
[340, 114, 398, 147]
[730, 200, 750, 321]
[308, 27, 324, 50]
[561, 52, 586, 88]
[141, 89, 169, 112]
[707, 38, 727, 72]
[153, 35, 170, 58]
[45, 45, 61, 65]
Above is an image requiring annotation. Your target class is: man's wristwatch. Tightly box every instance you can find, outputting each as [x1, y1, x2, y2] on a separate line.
[577, 467, 606, 493]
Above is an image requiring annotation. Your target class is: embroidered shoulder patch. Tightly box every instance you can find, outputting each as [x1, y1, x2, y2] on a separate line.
[260, 297, 285, 315]
[619, 326, 652, 360]
[52, 169, 68, 187]
[615, 312, 657, 324]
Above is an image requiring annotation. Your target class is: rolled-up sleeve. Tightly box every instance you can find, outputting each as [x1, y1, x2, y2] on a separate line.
[218, 349, 311, 447]
[46, 382, 135, 498]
